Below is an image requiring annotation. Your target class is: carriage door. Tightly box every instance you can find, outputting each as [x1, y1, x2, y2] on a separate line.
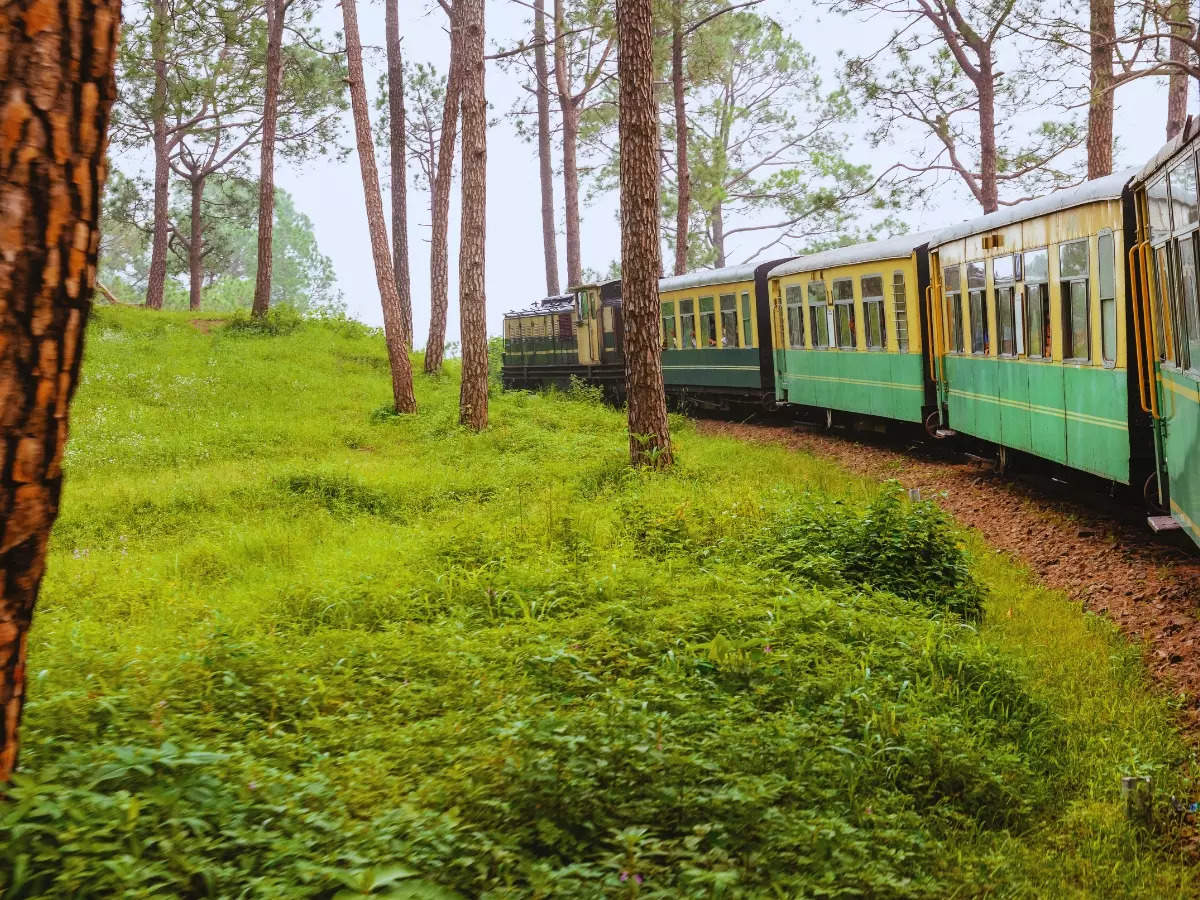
[607, 305, 626, 365]
[576, 289, 601, 365]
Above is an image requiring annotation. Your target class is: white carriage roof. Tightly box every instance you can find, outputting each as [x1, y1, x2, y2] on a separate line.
[1135, 117, 1200, 184]
[927, 169, 1136, 247]
[658, 261, 764, 293]
[768, 231, 938, 279]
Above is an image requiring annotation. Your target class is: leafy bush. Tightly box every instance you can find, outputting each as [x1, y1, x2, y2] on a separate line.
[761, 483, 986, 621]
[227, 305, 303, 336]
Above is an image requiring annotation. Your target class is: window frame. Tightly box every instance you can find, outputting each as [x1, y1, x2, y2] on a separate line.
[943, 263, 965, 354]
[807, 281, 830, 349]
[1058, 238, 1091, 363]
[992, 255, 1018, 357]
[832, 277, 856, 351]
[785, 284, 806, 349]
[892, 270, 909, 353]
[719, 293, 739, 348]
[678, 297, 697, 349]
[698, 296, 717, 348]
[741, 291, 755, 348]
[661, 299, 677, 351]
[1097, 230, 1118, 367]
[861, 273, 887, 350]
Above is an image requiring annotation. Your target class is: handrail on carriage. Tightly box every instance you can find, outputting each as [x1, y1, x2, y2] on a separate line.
[1128, 242, 1153, 416]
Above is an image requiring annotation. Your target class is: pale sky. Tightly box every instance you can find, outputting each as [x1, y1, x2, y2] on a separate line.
[122, 1, 1195, 342]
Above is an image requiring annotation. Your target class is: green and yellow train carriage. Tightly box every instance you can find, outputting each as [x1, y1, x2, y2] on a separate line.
[1130, 119, 1200, 545]
[767, 234, 934, 425]
[925, 172, 1142, 485]
[657, 259, 791, 407]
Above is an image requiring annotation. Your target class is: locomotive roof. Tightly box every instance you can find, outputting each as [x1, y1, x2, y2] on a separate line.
[768, 231, 937, 279]
[658, 262, 763, 293]
[504, 295, 574, 319]
[927, 169, 1136, 247]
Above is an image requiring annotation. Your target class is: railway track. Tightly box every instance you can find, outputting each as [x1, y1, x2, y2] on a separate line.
[698, 412, 1200, 730]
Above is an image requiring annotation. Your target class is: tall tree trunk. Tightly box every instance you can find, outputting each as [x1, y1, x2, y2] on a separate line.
[1087, 0, 1115, 178]
[0, 0, 121, 783]
[976, 56, 998, 213]
[189, 175, 205, 311]
[554, 0, 583, 288]
[427, 2, 462, 374]
[534, 0, 561, 296]
[386, 0, 413, 347]
[671, 0, 690, 276]
[617, 0, 672, 468]
[342, 0, 418, 413]
[560, 98, 583, 288]
[252, 0, 286, 318]
[458, 0, 488, 431]
[146, 0, 170, 310]
[1167, 0, 1189, 140]
[710, 201, 726, 268]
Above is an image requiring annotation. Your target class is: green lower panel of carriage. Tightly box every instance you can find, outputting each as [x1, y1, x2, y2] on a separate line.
[661, 348, 763, 389]
[1159, 366, 1200, 545]
[943, 356, 1130, 483]
[774, 350, 926, 423]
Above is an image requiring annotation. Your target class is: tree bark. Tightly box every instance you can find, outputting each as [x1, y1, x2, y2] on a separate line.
[976, 55, 998, 214]
[426, 2, 462, 374]
[189, 175, 205, 310]
[458, 0, 488, 431]
[0, 0, 121, 783]
[1167, 0, 1189, 140]
[147, 0, 170, 310]
[1087, 0, 1115, 178]
[671, 0, 691, 276]
[617, 0, 672, 468]
[252, 0, 286, 318]
[342, 0, 418, 413]
[534, 0, 561, 296]
[554, 0, 583, 288]
[386, 0, 413, 347]
[710, 201, 726, 268]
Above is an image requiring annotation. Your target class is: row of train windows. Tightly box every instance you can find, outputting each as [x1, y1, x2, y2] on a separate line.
[1151, 232, 1200, 371]
[661, 292, 754, 350]
[783, 272, 910, 351]
[943, 234, 1118, 364]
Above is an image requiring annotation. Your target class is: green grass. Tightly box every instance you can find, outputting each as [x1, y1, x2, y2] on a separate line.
[1, 306, 1196, 898]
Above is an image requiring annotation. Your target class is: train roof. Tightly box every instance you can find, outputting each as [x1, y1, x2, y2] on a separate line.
[1134, 116, 1200, 184]
[768, 232, 937, 279]
[504, 294, 574, 319]
[927, 169, 1136, 247]
[658, 261, 762, 293]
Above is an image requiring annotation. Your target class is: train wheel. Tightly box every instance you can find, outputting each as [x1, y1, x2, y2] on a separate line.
[1144, 471, 1168, 516]
[924, 410, 941, 440]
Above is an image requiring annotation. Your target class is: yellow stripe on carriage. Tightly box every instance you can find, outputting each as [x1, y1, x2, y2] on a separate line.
[780, 373, 924, 392]
[946, 388, 1128, 431]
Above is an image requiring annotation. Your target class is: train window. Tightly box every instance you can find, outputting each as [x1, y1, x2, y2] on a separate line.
[679, 298, 697, 349]
[892, 272, 909, 352]
[741, 292, 755, 348]
[833, 278, 856, 350]
[1149, 176, 1173, 244]
[943, 264, 964, 353]
[1170, 157, 1200, 229]
[808, 282, 830, 348]
[1155, 245, 1174, 363]
[661, 301, 677, 351]
[1023, 249, 1050, 358]
[699, 297, 717, 347]
[720, 294, 739, 348]
[785, 285, 805, 349]
[997, 287, 1016, 356]
[966, 261, 988, 354]
[1059, 239, 1090, 361]
[993, 255, 1015, 283]
[861, 275, 886, 349]
[1178, 234, 1200, 370]
[1098, 232, 1117, 365]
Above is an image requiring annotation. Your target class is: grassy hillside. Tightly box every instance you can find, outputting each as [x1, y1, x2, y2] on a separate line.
[1, 307, 1195, 898]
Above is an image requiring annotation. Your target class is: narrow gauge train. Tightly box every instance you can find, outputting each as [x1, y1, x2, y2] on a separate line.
[503, 129, 1200, 548]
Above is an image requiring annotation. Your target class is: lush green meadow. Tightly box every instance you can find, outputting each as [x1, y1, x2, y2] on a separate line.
[1, 308, 1196, 898]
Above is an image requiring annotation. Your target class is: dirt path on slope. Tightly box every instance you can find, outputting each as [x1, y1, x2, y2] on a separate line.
[698, 419, 1200, 727]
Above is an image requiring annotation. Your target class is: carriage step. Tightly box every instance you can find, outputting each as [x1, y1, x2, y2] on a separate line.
[1147, 515, 1182, 533]
[934, 428, 957, 438]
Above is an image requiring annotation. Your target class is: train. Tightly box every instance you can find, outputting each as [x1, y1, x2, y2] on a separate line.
[502, 124, 1200, 551]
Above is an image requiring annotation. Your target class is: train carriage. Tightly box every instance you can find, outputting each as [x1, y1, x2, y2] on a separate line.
[766, 234, 934, 425]
[657, 259, 791, 408]
[1130, 120, 1200, 544]
[925, 172, 1147, 486]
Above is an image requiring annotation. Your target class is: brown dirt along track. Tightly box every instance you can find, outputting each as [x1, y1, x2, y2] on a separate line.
[697, 417, 1200, 730]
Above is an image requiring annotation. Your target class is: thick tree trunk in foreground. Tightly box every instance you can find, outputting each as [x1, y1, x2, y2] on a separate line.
[386, 0, 413, 347]
[342, 0, 417, 413]
[534, 0, 560, 296]
[617, 0, 672, 468]
[188, 175, 205, 310]
[147, 0, 170, 310]
[671, 0, 690, 276]
[458, 0, 488, 431]
[252, 0, 286, 318]
[1167, 0, 1189, 140]
[426, 2, 461, 374]
[0, 0, 121, 783]
[1087, 0, 1114, 178]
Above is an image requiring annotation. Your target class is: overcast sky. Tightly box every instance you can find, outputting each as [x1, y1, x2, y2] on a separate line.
[198, 1, 1195, 340]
